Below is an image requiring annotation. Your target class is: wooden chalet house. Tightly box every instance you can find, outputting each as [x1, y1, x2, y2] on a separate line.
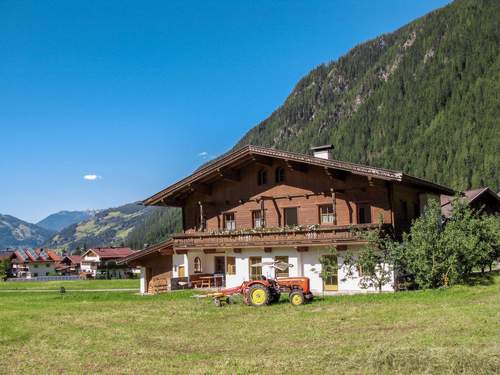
[80, 247, 135, 279]
[122, 145, 454, 294]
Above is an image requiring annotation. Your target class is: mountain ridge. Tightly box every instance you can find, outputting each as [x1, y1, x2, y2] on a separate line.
[0, 214, 54, 249]
[234, 0, 499, 191]
[37, 210, 98, 232]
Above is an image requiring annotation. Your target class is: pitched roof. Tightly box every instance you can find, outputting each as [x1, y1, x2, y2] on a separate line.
[117, 240, 174, 265]
[46, 250, 61, 262]
[441, 187, 500, 217]
[84, 247, 135, 259]
[69, 255, 82, 264]
[144, 145, 454, 206]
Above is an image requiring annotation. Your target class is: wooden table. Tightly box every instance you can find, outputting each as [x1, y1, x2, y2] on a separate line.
[199, 275, 224, 288]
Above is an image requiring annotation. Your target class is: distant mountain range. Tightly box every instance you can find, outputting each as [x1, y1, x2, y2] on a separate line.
[36, 210, 98, 232]
[42, 203, 179, 252]
[0, 203, 180, 252]
[0, 214, 55, 249]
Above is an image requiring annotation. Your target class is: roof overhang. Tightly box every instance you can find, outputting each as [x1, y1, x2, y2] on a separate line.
[117, 239, 174, 265]
[143, 145, 453, 207]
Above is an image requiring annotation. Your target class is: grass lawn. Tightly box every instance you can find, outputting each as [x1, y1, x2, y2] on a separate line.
[0, 274, 499, 375]
[0, 278, 139, 290]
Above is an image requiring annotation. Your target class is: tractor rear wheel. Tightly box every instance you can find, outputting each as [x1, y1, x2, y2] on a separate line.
[248, 284, 270, 307]
[289, 291, 305, 306]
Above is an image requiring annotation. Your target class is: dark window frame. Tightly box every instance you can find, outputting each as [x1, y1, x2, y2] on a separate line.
[275, 167, 285, 183]
[283, 207, 299, 227]
[257, 169, 268, 186]
[357, 203, 372, 224]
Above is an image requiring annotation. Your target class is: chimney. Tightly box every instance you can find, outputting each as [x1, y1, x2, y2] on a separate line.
[311, 144, 334, 160]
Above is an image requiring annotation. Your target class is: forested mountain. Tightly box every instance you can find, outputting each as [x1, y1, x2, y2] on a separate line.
[37, 210, 97, 232]
[125, 207, 182, 250]
[236, 0, 500, 191]
[0, 214, 54, 249]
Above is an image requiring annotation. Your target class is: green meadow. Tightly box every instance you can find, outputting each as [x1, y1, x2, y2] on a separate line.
[0, 274, 498, 374]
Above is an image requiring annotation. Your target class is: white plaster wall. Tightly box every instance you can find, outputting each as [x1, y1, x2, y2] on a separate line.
[140, 267, 146, 294]
[224, 248, 300, 288]
[302, 248, 324, 293]
[172, 254, 185, 278]
[338, 253, 394, 292]
[302, 246, 395, 293]
[28, 263, 56, 277]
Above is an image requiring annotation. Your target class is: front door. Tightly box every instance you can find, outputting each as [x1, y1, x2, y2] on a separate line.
[178, 265, 185, 278]
[214, 256, 225, 275]
[323, 255, 338, 291]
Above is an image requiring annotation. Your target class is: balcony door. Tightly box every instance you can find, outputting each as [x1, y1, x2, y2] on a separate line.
[322, 254, 338, 291]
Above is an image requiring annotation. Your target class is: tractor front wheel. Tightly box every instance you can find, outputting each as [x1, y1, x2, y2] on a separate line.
[248, 284, 270, 307]
[289, 291, 305, 306]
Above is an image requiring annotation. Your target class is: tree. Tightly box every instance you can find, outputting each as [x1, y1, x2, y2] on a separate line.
[398, 199, 500, 289]
[0, 258, 12, 281]
[343, 222, 396, 293]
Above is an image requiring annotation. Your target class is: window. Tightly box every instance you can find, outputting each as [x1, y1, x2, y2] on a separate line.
[226, 257, 236, 275]
[193, 257, 202, 273]
[275, 167, 285, 183]
[284, 207, 298, 227]
[319, 204, 335, 224]
[257, 169, 267, 185]
[358, 204, 372, 224]
[224, 213, 236, 231]
[274, 256, 289, 278]
[249, 257, 262, 280]
[252, 210, 263, 228]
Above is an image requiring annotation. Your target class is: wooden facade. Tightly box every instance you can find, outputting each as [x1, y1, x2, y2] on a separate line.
[123, 145, 454, 294]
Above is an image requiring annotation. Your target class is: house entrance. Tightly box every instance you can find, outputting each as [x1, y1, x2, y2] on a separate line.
[323, 254, 338, 291]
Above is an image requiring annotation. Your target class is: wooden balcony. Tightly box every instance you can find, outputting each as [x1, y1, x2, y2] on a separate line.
[172, 223, 389, 250]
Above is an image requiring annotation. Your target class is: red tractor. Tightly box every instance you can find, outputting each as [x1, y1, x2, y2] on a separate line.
[203, 261, 314, 307]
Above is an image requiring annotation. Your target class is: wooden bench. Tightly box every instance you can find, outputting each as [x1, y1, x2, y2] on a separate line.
[189, 273, 213, 288]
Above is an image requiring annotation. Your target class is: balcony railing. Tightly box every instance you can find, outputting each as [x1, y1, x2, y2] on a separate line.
[172, 223, 388, 250]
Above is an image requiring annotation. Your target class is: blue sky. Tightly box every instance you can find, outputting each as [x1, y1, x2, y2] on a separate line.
[0, 0, 450, 223]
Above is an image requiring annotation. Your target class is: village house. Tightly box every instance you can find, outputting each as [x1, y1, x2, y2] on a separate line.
[10, 249, 61, 278]
[121, 145, 454, 294]
[80, 247, 135, 279]
[56, 255, 82, 276]
[441, 187, 500, 218]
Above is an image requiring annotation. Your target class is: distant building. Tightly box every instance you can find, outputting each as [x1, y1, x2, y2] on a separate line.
[80, 247, 135, 279]
[441, 187, 500, 218]
[56, 255, 82, 276]
[10, 249, 61, 278]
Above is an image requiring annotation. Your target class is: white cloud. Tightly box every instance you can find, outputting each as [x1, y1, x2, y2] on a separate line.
[198, 151, 215, 160]
[83, 174, 101, 181]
